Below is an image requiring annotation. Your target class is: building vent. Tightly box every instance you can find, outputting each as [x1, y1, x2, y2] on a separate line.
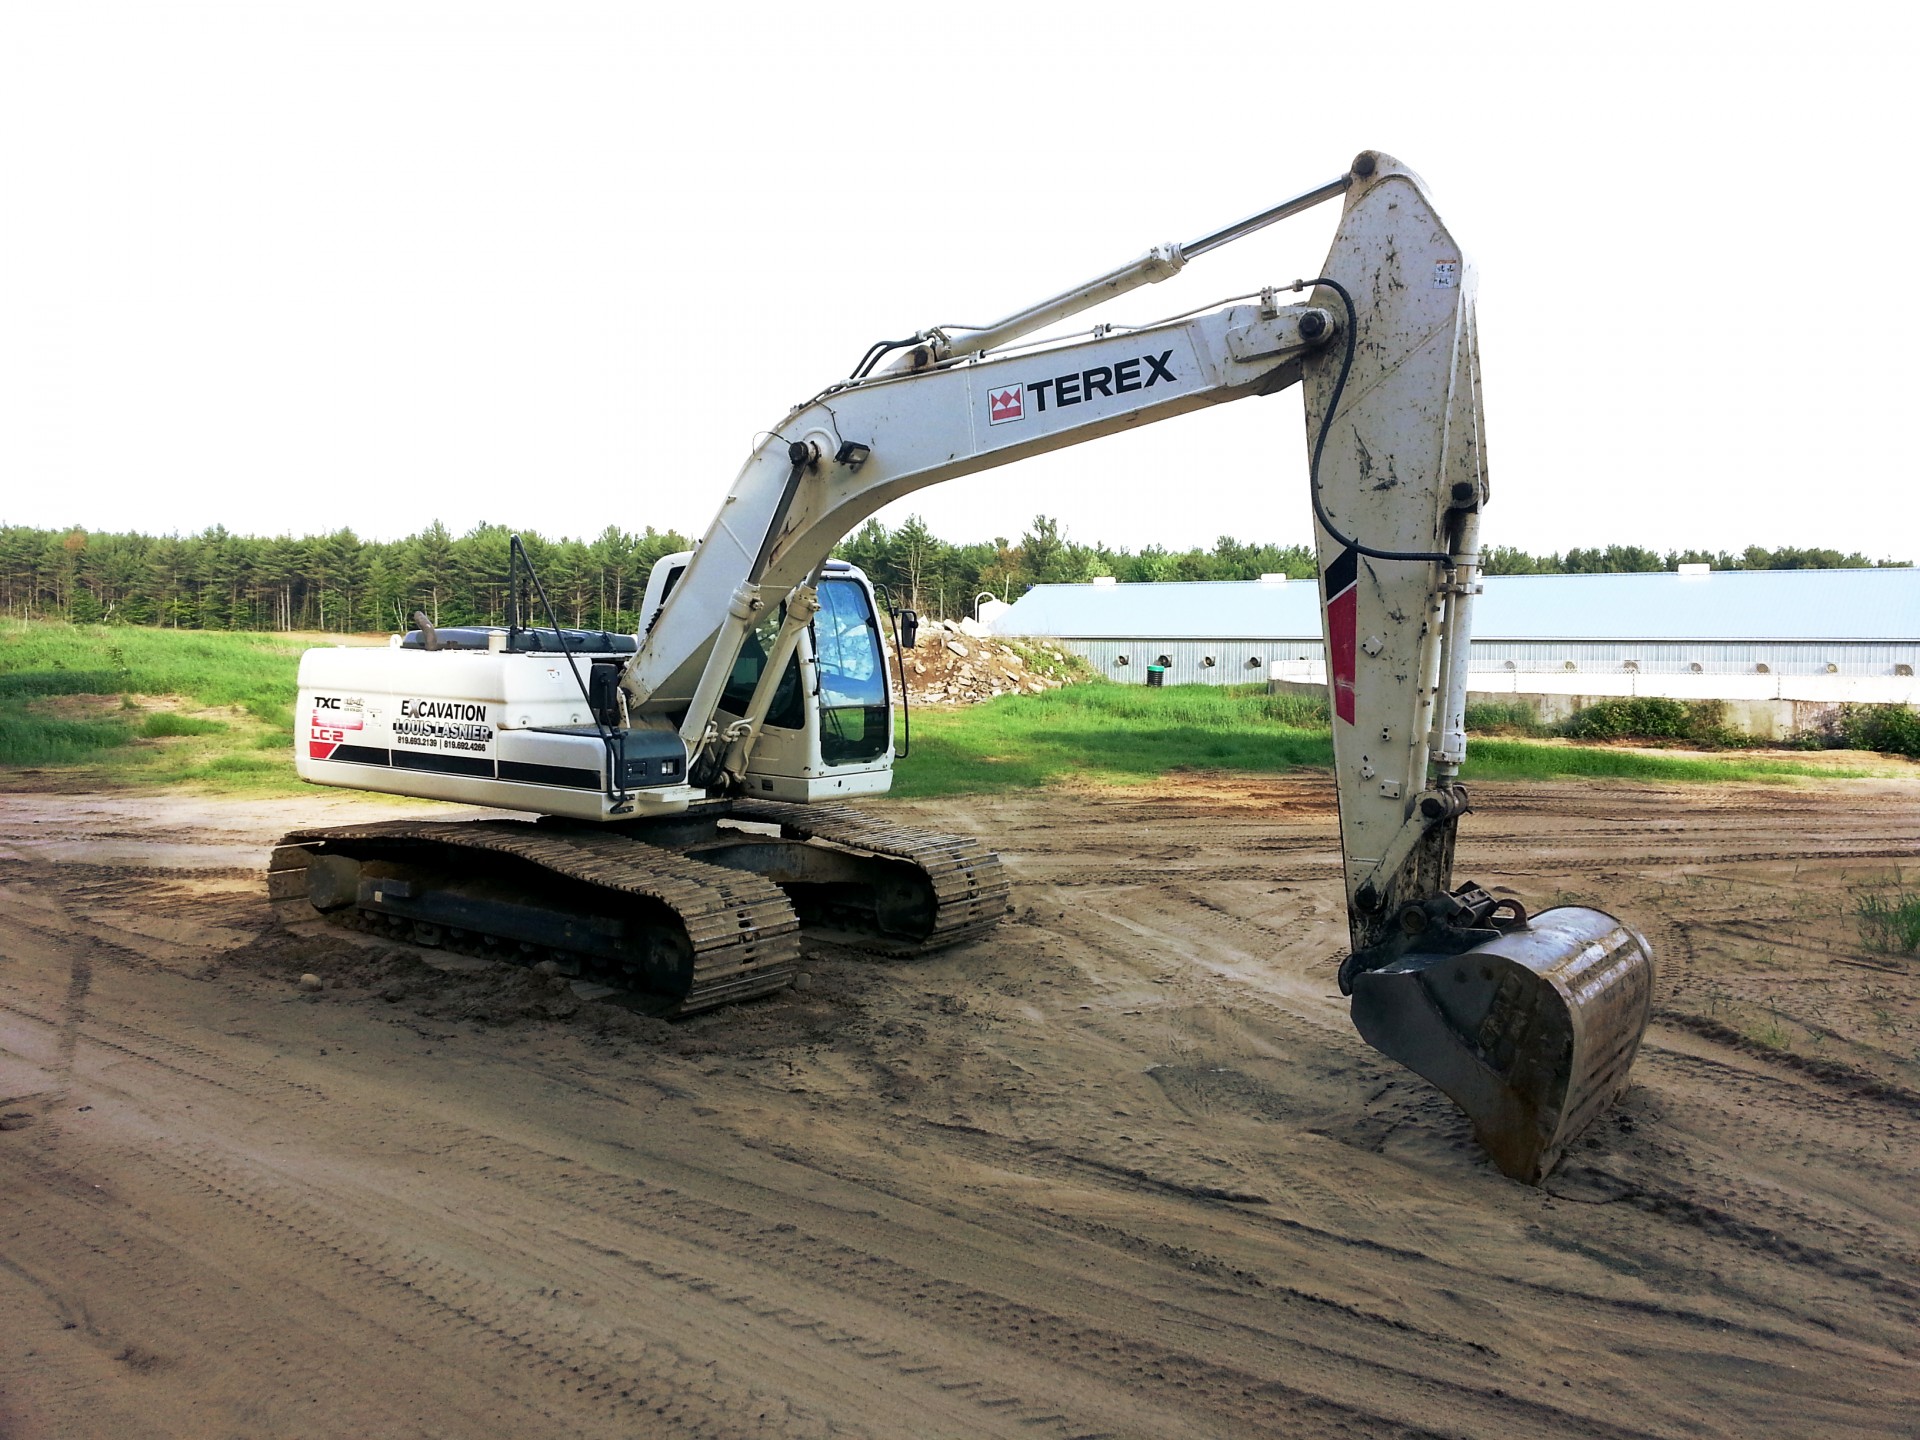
[1092, 576, 1118, 587]
[1897, 663, 1914, 677]
[1623, 660, 1640, 672]
[1563, 660, 1578, 672]
[1677, 562, 1711, 577]
[1201, 655, 1216, 667]
[1825, 662, 1839, 674]
[1155, 654, 1173, 668]
[1114, 654, 1130, 666]
[1257, 573, 1288, 583]
[1246, 656, 1264, 669]
[1689, 662, 1704, 673]
[1503, 660, 1517, 671]
[1754, 663, 1771, 674]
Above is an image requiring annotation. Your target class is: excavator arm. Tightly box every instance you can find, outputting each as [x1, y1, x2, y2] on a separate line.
[620, 151, 1653, 1182]
[1301, 157, 1655, 1182]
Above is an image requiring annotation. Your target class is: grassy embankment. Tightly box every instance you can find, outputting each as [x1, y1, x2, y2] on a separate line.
[887, 683, 1882, 799]
[0, 621, 1894, 797]
[0, 620, 309, 791]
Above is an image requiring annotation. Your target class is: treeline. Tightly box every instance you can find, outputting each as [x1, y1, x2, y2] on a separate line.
[0, 518, 1908, 633]
[1479, 543, 1905, 575]
[842, 520, 1910, 615]
[838, 516, 1322, 618]
[0, 522, 690, 633]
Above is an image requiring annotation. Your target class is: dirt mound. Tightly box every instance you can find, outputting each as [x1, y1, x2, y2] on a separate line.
[892, 620, 1083, 705]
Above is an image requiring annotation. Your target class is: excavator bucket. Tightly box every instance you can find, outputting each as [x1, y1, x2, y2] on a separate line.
[1348, 907, 1655, 1183]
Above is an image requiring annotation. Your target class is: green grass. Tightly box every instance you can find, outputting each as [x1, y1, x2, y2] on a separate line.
[0, 711, 136, 765]
[1463, 699, 1553, 737]
[0, 621, 302, 725]
[0, 623, 1888, 800]
[1459, 738, 1865, 784]
[0, 619, 305, 788]
[139, 711, 230, 738]
[893, 683, 1332, 797]
[0, 668, 131, 699]
[1856, 887, 1920, 954]
[890, 681, 1871, 798]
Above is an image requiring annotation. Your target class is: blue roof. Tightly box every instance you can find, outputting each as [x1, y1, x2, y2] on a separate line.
[990, 568, 1920, 643]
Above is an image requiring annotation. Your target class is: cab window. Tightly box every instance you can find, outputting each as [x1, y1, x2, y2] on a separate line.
[814, 579, 889, 763]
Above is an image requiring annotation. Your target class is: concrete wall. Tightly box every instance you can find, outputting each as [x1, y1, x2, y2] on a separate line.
[1263, 678, 1907, 742]
[1265, 660, 1920, 711]
[1043, 636, 1919, 694]
[1465, 639, 1918, 678]
[1031, 632, 1920, 731]
[1070, 637, 1305, 687]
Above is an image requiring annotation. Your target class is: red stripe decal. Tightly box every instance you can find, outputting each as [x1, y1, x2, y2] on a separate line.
[1327, 586, 1357, 724]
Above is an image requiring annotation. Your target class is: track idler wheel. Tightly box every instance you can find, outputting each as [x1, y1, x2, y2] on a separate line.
[1349, 907, 1654, 1183]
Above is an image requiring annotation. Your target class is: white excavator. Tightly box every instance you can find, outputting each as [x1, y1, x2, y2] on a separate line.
[272, 152, 1655, 1183]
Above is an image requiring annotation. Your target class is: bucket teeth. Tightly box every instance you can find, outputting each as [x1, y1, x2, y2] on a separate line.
[1349, 906, 1654, 1183]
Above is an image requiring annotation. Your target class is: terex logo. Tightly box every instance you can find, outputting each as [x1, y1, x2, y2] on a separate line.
[987, 384, 1024, 426]
[1032, 349, 1177, 410]
[987, 350, 1178, 427]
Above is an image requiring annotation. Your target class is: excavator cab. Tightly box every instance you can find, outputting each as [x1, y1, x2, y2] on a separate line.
[665, 556, 897, 801]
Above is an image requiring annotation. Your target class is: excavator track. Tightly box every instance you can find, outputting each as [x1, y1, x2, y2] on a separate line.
[269, 819, 799, 1016]
[723, 800, 1012, 956]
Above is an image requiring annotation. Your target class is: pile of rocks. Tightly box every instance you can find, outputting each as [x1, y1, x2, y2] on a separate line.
[888, 619, 1080, 705]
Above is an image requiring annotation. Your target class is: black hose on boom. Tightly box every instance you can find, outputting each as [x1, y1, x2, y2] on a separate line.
[849, 335, 924, 380]
[1297, 275, 1452, 567]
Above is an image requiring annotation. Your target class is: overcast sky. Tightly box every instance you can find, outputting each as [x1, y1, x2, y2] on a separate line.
[2, 2, 1913, 560]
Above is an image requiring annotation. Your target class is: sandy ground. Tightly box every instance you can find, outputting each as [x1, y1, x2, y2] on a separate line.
[1, 774, 1917, 1439]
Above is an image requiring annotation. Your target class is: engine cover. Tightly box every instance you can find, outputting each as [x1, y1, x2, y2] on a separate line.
[295, 644, 693, 820]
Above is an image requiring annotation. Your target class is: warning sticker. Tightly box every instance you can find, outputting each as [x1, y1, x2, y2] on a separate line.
[1433, 260, 1459, 289]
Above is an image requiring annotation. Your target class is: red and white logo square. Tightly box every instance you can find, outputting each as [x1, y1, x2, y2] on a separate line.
[987, 384, 1024, 425]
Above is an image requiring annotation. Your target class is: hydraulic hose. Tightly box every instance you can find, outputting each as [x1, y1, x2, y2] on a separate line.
[850, 335, 924, 380]
[509, 534, 631, 808]
[878, 586, 911, 760]
[1297, 276, 1453, 566]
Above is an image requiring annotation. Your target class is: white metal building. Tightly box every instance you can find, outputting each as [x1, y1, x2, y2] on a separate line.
[988, 568, 1920, 704]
